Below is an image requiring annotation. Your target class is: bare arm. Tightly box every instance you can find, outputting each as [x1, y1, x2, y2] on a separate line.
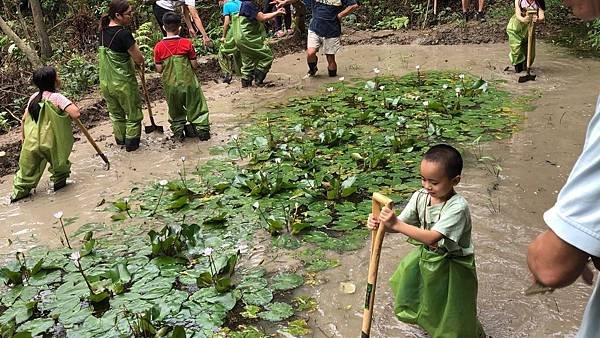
[21, 111, 27, 141]
[190, 59, 199, 69]
[368, 207, 444, 246]
[257, 7, 285, 22]
[64, 103, 81, 120]
[181, 6, 195, 36]
[536, 8, 545, 22]
[222, 15, 231, 40]
[527, 229, 590, 288]
[155, 64, 163, 73]
[128, 43, 145, 66]
[337, 3, 359, 20]
[186, 5, 211, 45]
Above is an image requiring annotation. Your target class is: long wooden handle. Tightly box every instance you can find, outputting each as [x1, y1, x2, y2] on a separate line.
[138, 69, 156, 124]
[74, 119, 110, 167]
[526, 16, 535, 70]
[362, 192, 393, 338]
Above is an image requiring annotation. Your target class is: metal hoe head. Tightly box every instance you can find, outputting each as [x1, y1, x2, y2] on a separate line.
[144, 123, 164, 134]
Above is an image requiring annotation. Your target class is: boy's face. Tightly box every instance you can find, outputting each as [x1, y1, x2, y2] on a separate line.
[420, 159, 460, 199]
[563, 0, 600, 20]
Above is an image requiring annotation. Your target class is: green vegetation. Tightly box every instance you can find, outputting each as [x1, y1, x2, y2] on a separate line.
[0, 71, 524, 336]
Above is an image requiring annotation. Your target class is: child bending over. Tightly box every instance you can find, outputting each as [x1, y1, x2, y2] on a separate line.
[368, 144, 485, 338]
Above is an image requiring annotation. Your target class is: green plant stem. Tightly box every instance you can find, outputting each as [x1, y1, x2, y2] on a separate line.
[151, 187, 165, 216]
[59, 218, 72, 249]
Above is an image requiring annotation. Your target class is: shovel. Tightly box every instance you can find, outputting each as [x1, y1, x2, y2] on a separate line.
[74, 119, 110, 170]
[138, 68, 164, 134]
[361, 192, 394, 338]
[518, 12, 537, 83]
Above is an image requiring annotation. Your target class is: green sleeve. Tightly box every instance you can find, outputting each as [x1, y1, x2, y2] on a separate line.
[398, 191, 422, 226]
[430, 201, 469, 243]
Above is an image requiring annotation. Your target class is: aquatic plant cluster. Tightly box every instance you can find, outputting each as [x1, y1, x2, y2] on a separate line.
[0, 71, 522, 336]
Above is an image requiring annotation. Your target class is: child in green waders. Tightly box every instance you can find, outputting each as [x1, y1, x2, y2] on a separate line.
[368, 144, 485, 338]
[11, 67, 81, 203]
[507, 0, 545, 73]
[99, 0, 145, 151]
[153, 12, 210, 141]
[218, 0, 242, 84]
[235, 0, 286, 87]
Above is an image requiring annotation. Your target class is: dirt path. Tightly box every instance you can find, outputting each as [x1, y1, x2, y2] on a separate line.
[0, 42, 598, 337]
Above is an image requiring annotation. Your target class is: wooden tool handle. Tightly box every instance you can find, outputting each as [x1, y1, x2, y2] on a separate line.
[138, 68, 156, 122]
[362, 192, 394, 337]
[526, 15, 535, 70]
[74, 119, 110, 168]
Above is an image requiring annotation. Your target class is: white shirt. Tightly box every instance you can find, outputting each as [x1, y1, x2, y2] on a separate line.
[543, 95, 600, 337]
[156, 0, 195, 11]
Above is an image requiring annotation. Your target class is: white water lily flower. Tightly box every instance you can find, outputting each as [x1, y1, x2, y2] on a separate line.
[203, 247, 214, 256]
[180, 156, 186, 162]
[338, 77, 345, 81]
[123, 198, 129, 203]
[459, 74, 465, 79]
[373, 67, 380, 74]
[356, 96, 363, 102]
[231, 134, 238, 140]
[274, 158, 282, 164]
[442, 84, 449, 89]
[416, 65, 421, 70]
[70, 251, 81, 268]
[423, 101, 429, 107]
[53, 211, 63, 219]
[379, 85, 385, 91]
[159, 179, 168, 186]
[455, 87, 461, 93]
[326, 87, 334, 93]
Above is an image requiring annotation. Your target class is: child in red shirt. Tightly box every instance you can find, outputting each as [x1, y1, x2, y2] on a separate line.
[153, 12, 210, 141]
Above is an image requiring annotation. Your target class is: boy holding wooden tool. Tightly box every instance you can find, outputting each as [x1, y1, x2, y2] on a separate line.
[153, 12, 210, 141]
[367, 144, 485, 338]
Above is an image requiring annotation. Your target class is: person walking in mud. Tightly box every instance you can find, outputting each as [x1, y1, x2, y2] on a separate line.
[217, 0, 242, 84]
[527, 0, 600, 336]
[99, 0, 145, 151]
[506, 0, 545, 73]
[152, 0, 212, 47]
[367, 145, 486, 338]
[273, 0, 358, 78]
[10, 67, 81, 203]
[153, 12, 211, 141]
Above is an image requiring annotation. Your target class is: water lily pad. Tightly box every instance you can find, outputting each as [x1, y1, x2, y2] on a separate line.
[258, 302, 294, 322]
[271, 273, 304, 291]
[16, 318, 54, 336]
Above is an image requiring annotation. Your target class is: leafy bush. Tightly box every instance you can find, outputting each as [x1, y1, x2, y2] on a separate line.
[58, 53, 99, 99]
[375, 16, 409, 30]
[587, 18, 600, 49]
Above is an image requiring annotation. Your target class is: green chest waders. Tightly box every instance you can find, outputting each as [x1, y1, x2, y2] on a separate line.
[218, 14, 242, 77]
[161, 55, 209, 136]
[12, 100, 75, 200]
[233, 16, 273, 81]
[98, 33, 143, 147]
[507, 14, 536, 67]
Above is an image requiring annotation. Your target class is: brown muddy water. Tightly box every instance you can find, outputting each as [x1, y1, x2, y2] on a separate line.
[1, 43, 599, 337]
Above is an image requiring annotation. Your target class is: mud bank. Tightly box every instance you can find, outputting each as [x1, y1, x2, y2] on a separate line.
[1, 43, 598, 337]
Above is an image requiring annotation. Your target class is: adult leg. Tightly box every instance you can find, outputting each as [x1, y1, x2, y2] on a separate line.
[306, 30, 321, 76]
[185, 85, 210, 140]
[323, 36, 341, 77]
[153, 4, 170, 36]
[462, 0, 469, 20]
[325, 54, 337, 77]
[103, 89, 127, 145]
[120, 84, 143, 151]
[11, 149, 46, 202]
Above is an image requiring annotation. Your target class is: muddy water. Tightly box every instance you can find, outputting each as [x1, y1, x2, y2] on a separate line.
[1, 43, 599, 337]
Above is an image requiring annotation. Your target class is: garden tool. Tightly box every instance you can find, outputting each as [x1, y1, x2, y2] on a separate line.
[74, 119, 110, 170]
[138, 68, 164, 134]
[361, 192, 394, 338]
[518, 11, 537, 83]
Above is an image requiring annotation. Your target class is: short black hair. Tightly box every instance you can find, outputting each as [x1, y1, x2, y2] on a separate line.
[423, 144, 463, 179]
[162, 12, 181, 33]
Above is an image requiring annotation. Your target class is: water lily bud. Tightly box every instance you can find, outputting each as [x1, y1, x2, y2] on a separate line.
[416, 65, 421, 70]
[274, 158, 282, 164]
[70, 251, 81, 268]
[455, 87, 461, 93]
[159, 180, 168, 186]
[373, 68, 380, 74]
[356, 96, 363, 102]
[423, 101, 429, 107]
[232, 134, 238, 140]
[124, 198, 129, 203]
[327, 87, 334, 93]
[459, 74, 465, 79]
[180, 156, 186, 162]
[203, 247, 214, 256]
[338, 77, 345, 81]
[379, 85, 385, 91]
[442, 84, 448, 89]
[53, 211, 64, 219]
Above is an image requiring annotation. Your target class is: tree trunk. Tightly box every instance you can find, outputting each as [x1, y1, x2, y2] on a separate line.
[0, 14, 42, 68]
[15, 0, 32, 41]
[29, 0, 52, 59]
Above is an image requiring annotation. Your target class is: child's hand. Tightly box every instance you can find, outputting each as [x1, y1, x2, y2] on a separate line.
[378, 206, 397, 227]
[367, 213, 380, 230]
[275, 7, 286, 15]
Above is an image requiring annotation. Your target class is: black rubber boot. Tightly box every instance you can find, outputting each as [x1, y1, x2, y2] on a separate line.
[241, 78, 253, 87]
[53, 179, 67, 192]
[184, 123, 198, 138]
[125, 138, 140, 152]
[515, 61, 525, 73]
[197, 129, 211, 141]
[115, 137, 125, 146]
[328, 68, 337, 77]
[10, 192, 31, 203]
[222, 73, 233, 84]
[254, 69, 267, 86]
[308, 62, 318, 76]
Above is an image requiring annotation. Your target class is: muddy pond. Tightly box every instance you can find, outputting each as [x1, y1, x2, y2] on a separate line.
[1, 43, 599, 337]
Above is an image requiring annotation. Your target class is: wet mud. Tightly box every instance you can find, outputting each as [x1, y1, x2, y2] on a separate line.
[1, 42, 599, 337]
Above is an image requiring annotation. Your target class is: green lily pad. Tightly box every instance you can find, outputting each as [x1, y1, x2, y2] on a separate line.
[258, 302, 294, 322]
[270, 273, 304, 291]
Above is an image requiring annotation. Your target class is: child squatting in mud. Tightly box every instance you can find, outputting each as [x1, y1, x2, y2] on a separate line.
[367, 144, 485, 338]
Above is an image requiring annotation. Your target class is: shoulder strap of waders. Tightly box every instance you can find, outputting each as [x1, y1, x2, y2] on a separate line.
[104, 28, 124, 49]
[162, 37, 183, 58]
